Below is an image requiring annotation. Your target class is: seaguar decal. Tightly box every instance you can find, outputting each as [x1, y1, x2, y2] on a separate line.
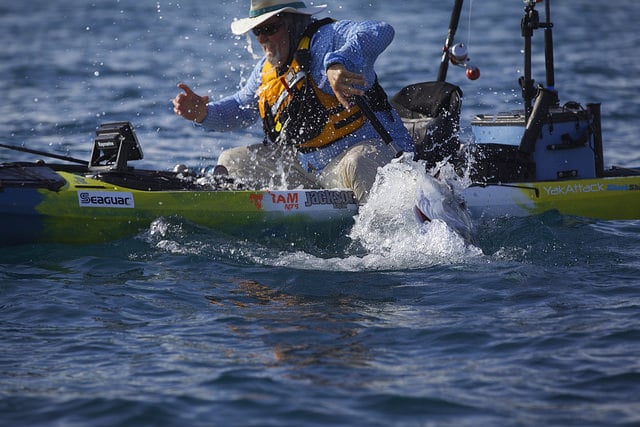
[77, 191, 135, 208]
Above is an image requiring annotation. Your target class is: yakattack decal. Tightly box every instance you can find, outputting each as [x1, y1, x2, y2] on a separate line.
[77, 191, 134, 208]
[268, 191, 299, 211]
[542, 183, 605, 196]
[304, 190, 357, 209]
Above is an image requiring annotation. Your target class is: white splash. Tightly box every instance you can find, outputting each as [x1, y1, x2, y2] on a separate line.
[349, 156, 480, 263]
[270, 156, 482, 271]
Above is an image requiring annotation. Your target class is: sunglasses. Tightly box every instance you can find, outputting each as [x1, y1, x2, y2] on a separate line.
[252, 22, 283, 37]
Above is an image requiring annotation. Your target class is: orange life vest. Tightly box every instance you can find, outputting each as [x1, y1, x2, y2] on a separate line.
[258, 19, 391, 152]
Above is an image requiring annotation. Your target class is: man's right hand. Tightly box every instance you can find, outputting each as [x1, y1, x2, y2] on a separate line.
[326, 64, 366, 110]
[173, 83, 209, 123]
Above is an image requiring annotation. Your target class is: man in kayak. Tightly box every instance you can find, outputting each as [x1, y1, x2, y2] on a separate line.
[172, 0, 413, 202]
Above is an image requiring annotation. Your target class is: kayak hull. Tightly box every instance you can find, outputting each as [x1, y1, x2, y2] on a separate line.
[463, 175, 640, 220]
[0, 170, 358, 245]
[3, 165, 640, 246]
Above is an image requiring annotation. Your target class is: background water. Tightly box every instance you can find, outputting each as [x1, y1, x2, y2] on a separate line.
[2, 1, 640, 426]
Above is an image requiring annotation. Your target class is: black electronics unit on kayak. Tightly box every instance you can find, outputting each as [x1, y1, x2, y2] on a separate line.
[89, 122, 143, 171]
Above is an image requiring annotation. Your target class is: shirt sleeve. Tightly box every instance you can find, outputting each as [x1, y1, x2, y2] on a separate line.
[197, 59, 264, 132]
[310, 20, 395, 94]
[308, 20, 414, 155]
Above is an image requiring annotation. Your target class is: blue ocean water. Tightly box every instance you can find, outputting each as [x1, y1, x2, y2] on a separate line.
[2, 1, 640, 426]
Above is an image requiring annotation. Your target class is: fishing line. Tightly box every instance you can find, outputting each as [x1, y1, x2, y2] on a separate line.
[466, 0, 473, 51]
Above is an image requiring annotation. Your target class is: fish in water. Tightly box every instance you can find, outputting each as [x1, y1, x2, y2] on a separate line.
[413, 172, 476, 244]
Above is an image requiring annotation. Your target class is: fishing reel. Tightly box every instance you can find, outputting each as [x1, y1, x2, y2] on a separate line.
[448, 42, 480, 80]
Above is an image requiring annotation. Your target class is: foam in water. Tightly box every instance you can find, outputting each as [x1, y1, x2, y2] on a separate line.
[270, 156, 482, 271]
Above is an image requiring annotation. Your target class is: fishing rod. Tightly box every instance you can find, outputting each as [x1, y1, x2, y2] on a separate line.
[520, 0, 558, 120]
[543, 0, 556, 92]
[437, 0, 464, 82]
[519, 0, 560, 154]
[353, 95, 404, 157]
[0, 142, 88, 165]
[437, 0, 480, 82]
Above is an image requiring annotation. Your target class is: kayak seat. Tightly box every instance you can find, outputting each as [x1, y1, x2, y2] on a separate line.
[391, 81, 462, 169]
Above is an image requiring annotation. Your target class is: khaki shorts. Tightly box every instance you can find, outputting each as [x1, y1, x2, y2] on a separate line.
[319, 139, 396, 202]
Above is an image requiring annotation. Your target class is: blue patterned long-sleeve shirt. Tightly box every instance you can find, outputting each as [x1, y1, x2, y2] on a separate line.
[198, 19, 413, 172]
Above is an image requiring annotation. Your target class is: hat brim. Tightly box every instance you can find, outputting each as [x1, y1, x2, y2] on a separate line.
[230, 5, 327, 35]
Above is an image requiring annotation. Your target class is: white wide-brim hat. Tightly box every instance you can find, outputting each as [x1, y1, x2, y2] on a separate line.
[231, 1, 327, 35]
